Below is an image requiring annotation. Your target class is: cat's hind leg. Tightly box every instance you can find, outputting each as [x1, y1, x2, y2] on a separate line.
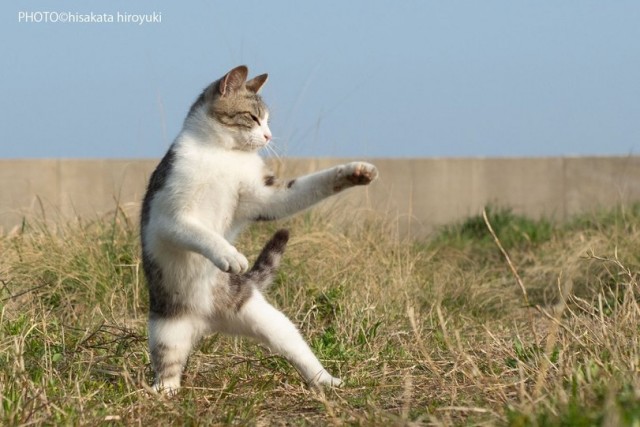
[228, 291, 342, 388]
[148, 314, 201, 394]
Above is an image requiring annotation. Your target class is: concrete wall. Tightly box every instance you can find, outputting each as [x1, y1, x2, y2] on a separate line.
[1, 157, 640, 237]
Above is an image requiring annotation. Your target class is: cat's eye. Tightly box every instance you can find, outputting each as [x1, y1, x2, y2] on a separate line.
[247, 113, 261, 125]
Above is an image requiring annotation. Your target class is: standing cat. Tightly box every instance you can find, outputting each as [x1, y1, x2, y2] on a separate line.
[141, 65, 378, 393]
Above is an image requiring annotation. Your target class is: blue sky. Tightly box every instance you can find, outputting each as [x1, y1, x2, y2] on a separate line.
[1, 1, 639, 158]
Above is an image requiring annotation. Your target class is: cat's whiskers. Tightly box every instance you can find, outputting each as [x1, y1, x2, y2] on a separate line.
[262, 142, 282, 161]
[242, 136, 263, 151]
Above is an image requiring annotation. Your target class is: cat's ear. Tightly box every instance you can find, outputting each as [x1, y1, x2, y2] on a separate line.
[245, 73, 269, 94]
[220, 65, 248, 96]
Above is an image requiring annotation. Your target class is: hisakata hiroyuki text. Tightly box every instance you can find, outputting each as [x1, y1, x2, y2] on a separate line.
[18, 11, 162, 25]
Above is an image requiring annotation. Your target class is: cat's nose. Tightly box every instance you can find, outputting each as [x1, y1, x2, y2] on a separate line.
[264, 131, 272, 142]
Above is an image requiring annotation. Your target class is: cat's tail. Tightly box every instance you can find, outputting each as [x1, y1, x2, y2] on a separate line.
[243, 229, 289, 292]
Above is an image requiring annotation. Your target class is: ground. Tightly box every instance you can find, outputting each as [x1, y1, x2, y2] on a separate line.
[1, 205, 640, 425]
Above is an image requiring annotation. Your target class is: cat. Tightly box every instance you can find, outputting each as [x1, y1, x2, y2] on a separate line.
[140, 65, 378, 393]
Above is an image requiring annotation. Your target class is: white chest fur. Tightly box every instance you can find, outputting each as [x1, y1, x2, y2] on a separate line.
[156, 133, 267, 240]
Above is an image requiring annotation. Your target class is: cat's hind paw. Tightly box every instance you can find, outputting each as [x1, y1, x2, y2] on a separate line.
[310, 371, 343, 389]
[325, 376, 343, 388]
[152, 381, 180, 397]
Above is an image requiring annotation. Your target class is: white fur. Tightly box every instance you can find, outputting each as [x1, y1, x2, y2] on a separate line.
[149, 315, 206, 392]
[145, 96, 376, 393]
[217, 290, 342, 387]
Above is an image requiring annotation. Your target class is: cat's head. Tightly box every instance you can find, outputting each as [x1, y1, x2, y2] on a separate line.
[186, 65, 272, 151]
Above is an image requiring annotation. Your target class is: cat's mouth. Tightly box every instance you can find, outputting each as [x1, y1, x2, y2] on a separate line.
[243, 137, 269, 151]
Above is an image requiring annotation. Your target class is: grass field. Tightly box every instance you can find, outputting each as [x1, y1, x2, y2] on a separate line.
[1, 204, 640, 426]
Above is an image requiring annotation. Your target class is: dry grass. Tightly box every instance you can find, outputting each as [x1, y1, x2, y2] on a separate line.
[1, 205, 640, 426]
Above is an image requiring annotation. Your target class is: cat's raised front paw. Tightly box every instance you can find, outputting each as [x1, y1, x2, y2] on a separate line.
[213, 247, 249, 273]
[335, 162, 378, 192]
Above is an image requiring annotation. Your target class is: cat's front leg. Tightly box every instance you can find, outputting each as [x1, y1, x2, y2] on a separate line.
[249, 162, 378, 221]
[155, 216, 249, 274]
